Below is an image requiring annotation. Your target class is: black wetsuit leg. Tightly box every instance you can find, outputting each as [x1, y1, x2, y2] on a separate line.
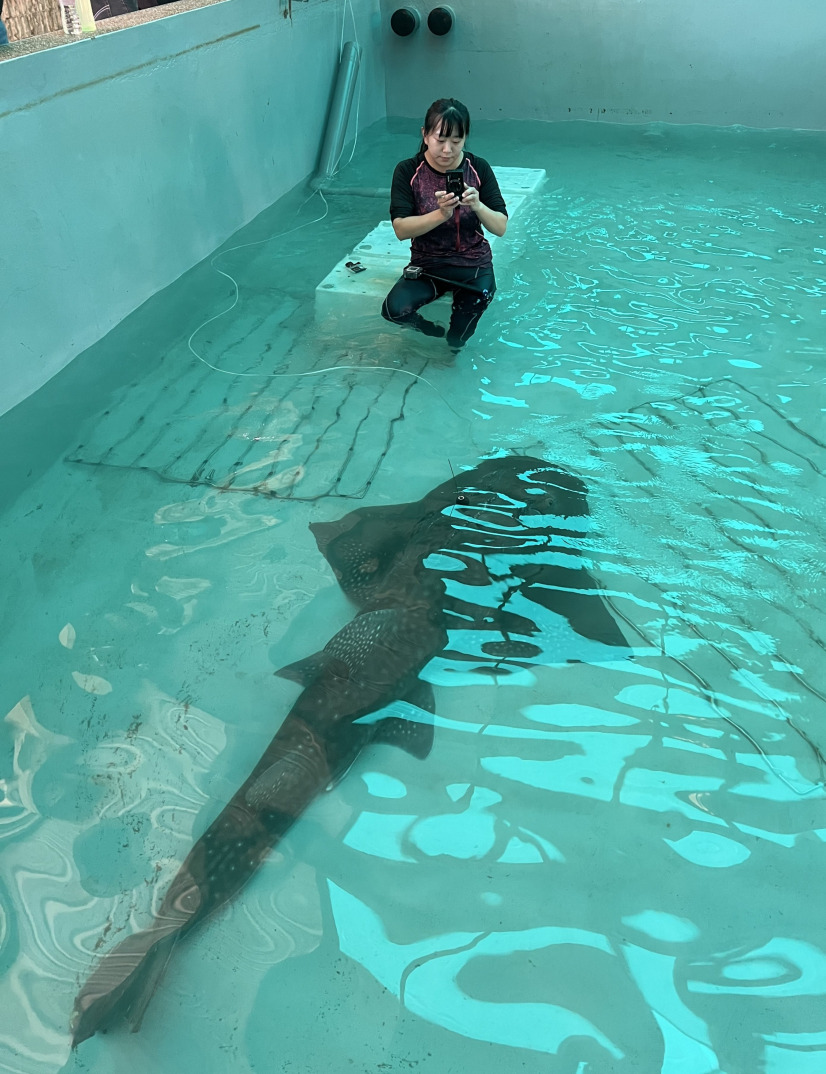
[445, 267, 496, 349]
[381, 264, 496, 345]
[381, 274, 447, 337]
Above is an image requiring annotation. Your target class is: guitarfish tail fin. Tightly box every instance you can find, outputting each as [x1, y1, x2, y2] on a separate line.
[71, 926, 179, 1047]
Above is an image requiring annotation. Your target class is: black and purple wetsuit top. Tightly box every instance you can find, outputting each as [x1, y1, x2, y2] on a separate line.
[389, 152, 508, 271]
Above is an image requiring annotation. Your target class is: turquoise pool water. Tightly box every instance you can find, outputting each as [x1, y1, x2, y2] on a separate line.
[1, 119, 825, 1074]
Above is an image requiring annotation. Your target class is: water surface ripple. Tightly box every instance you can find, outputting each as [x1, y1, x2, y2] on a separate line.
[1, 121, 825, 1074]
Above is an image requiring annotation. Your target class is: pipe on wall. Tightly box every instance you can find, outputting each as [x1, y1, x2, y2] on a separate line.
[313, 40, 362, 187]
[316, 187, 391, 197]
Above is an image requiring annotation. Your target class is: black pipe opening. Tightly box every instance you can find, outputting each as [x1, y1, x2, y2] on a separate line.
[427, 6, 454, 35]
[390, 7, 421, 36]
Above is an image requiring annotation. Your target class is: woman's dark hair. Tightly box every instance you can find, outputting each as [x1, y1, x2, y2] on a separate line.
[419, 98, 471, 151]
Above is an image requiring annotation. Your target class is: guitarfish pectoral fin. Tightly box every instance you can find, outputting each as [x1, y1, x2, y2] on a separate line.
[518, 565, 632, 649]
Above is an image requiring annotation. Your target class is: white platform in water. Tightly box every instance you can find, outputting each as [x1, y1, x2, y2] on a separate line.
[314, 166, 545, 322]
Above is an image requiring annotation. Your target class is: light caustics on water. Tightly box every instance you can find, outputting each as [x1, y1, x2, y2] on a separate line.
[1, 126, 825, 1074]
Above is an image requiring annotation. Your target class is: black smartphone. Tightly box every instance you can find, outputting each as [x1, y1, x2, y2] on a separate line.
[444, 169, 465, 198]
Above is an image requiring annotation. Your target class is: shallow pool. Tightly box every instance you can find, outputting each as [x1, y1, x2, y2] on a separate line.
[1, 119, 825, 1074]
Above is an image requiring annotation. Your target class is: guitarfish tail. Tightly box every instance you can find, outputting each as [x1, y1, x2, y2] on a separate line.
[71, 927, 179, 1048]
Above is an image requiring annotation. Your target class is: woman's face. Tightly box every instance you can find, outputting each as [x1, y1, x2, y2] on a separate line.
[421, 125, 466, 172]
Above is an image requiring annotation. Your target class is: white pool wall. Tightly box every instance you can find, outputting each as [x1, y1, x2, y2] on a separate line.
[381, 0, 826, 129]
[0, 0, 386, 418]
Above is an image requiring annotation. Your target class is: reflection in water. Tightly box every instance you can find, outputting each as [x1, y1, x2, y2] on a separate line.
[69, 455, 630, 1045]
[0, 123, 825, 1073]
[332, 882, 624, 1059]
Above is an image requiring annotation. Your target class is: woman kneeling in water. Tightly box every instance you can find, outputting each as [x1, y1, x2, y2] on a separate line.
[381, 98, 508, 351]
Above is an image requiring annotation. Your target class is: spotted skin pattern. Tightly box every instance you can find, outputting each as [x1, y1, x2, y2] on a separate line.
[71, 456, 627, 1045]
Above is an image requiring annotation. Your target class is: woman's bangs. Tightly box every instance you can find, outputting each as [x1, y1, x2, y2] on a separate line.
[437, 115, 466, 140]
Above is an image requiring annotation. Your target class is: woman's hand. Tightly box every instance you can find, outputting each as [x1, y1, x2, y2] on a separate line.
[461, 186, 508, 237]
[460, 185, 481, 211]
[434, 190, 460, 220]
